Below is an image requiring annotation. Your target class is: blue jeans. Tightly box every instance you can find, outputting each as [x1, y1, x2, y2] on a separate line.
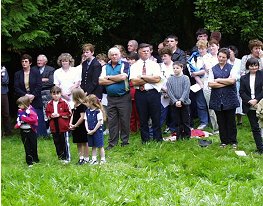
[35, 108, 48, 137]
[195, 89, 209, 125]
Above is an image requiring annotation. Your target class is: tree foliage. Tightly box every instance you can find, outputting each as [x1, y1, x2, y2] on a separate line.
[194, 0, 263, 40]
[1, 0, 51, 51]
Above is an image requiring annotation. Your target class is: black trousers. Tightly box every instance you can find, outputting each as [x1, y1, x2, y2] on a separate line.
[173, 105, 191, 139]
[247, 110, 263, 151]
[1, 94, 12, 135]
[52, 118, 69, 160]
[215, 108, 237, 145]
[20, 129, 39, 165]
[135, 89, 162, 142]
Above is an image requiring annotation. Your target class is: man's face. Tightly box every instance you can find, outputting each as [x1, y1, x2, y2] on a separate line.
[139, 47, 150, 60]
[167, 38, 178, 50]
[83, 50, 94, 60]
[109, 51, 121, 63]
[197, 34, 208, 41]
[37, 57, 46, 67]
[127, 42, 136, 53]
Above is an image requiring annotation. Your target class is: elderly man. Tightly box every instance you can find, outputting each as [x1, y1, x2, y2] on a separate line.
[130, 43, 163, 143]
[99, 47, 131, 150]
[127, 40, 138, 53]
[32, 54, 55, 136]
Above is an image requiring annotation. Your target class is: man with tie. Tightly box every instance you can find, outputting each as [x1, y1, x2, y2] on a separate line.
[99, 47, 131, 150]
[130, 43, 163, 143]
[80, 43, 103, 99]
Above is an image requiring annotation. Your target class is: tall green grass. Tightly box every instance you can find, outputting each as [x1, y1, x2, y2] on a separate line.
[2, 117, 263, 205]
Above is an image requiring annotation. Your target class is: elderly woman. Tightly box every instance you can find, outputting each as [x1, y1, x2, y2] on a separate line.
[240, 57, 263, 154]
[208, 48, 239, 149]
[14, 54, 47, 137]
[54, 53, 80, 108]
[241, 39, 263, 75]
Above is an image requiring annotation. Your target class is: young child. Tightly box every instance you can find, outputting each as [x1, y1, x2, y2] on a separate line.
[14, 96, 39, 167]
[46, 86, 71, 163]
[70, 88, 89, 165]
[84, 94, 106, 165]
[166, 62, 191, 140]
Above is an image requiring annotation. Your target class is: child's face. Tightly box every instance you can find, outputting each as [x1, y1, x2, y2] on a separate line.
[84, 101, 91, 108]
[173, 65, 183, 76]
[51, 92, 61, 101]
[18, 104, 26, 110]
[127, 58, 136, 65]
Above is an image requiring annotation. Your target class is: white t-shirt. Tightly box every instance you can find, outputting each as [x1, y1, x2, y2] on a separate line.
[53, 101, 59, 114]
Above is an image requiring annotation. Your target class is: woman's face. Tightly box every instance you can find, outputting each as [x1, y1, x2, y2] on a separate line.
[161, 54, 172, 64]
[21, 59, 31, 70]
[198, 47, 207, 56]
[229, 49, 235, 59]
[61, 60, 70, 68]
[217, 52, 228, 65]
[209, 43, 219, 55]
[251, 46, 262, 58]
[248, 64, 259, 74]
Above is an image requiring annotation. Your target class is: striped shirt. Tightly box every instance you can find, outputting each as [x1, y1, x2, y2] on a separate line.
[166, 74, 191, 105]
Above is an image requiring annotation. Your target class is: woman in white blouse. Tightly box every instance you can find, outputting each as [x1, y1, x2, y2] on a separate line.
[54, 53, 80, 108]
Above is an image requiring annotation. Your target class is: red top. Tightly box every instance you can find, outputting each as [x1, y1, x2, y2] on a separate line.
[46, 98, 71, 133]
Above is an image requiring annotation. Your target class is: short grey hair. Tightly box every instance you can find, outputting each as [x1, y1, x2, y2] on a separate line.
[37, 54, 48, 63]
[108, 47, 121, 58]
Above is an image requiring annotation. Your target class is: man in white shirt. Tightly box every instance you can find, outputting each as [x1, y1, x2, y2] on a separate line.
[130, 43, 163, 143]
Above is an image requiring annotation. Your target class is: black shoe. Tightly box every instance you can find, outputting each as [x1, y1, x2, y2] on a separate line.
[76, 159, 84, 165]
[199, 139, 212, 147]
[121, 142, 129, 147]
[106, 145, 114, 150]
[33, 159, 39, 164]
[255, 149, 263, 155]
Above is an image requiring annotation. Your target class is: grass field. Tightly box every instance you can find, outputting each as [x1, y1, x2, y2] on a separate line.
[1, 117, 263, 206]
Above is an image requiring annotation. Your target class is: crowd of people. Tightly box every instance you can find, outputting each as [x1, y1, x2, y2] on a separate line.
[2, 28, 263, 167]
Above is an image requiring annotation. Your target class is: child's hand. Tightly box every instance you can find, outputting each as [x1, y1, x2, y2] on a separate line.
[69, 124, 76, 130]
[51, 113, 59, 118]
[87, 129, 95, 135]
[175, 101, 182, 108]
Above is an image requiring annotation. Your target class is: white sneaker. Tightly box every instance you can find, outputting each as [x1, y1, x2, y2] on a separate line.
[63, 160, 70, 164]
[103, 129, 109, 135]
[100, 160, 106, 165]
[197, 124, 207, 130]
[89, 160, 98, 165]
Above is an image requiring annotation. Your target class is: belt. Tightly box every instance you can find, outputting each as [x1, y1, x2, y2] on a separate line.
[108, 92, 129, 97]
[136, 89, 155, 93]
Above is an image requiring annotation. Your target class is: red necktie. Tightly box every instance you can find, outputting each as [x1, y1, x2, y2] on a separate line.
[140, 61, 146, 91]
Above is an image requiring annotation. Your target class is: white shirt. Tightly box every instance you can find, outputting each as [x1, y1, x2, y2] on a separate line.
[227, 58, 241, 80]
[54, 67, 80, 95]
[54, 67, 80, 108]
[130, 59, 162, 92]
[53, 101, 58, 114]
